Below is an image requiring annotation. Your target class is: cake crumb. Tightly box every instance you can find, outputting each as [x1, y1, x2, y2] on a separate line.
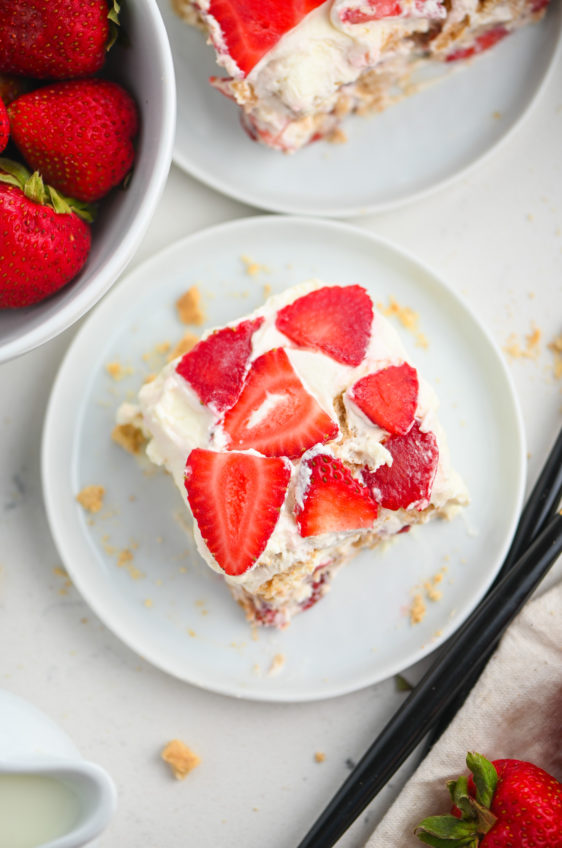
[53, 566, 72, 595]
[187, 628, 196, 638]
[176, 286, 205, 325]
[548, 334, 562, 379]
[168, 331, 200, 361]
[76, 485, 105, 514]
[161, 739, 201, 779]
[424, 581, 443, 602]
[314, 751, 326, 763]
[410, 593, 426, 624]
[378, 297, 428, 349]
[263, 283, 272, 298]
[504, 323, 541, 360]
[241, 254, 269, 276]
[106, 361, 133, 381]
[143, 598, 153, 608]
[117, 548, 144, 580]
[327, 127, 347, 144]
[112, 423, 145, 455]
[268, 653, 286, 676]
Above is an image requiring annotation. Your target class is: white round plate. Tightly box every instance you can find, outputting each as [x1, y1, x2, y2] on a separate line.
[42, 216, 525, 702]
[156, 1, 560, 216]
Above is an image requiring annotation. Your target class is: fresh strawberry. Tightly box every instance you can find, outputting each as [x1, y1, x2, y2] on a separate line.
[176, 318, 264, 412]
[275, 285, 373, 367]
[184, 449, 291, 576]
[416, 752, 562, 847]
[446, 26, 509, 62]
[362, 421, 438, 510]
[0, 159, 92, 308]
[8, 79, 138, 203]
[205, 0, 325, 76]
[348, 363, 418, 435]
[0, 100, 8, 154]
[0, 73, 30, 107]
[296, 453, 378, 537]
[222, 347, 339, 458]
[0, 0, 120, 79]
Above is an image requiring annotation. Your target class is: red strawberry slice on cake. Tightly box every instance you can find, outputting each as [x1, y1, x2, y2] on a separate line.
[275, 285, 373, 367]
[184, 449, 291, 576]
[296, 453, 379, 537]
[349, 363, 418, 435]
[206, 0, 326, 77]
[222, 347, 339, 458]
[337, 0, 445, 24]
[362, 421, 439, 510]
[176, 317, 263, 412]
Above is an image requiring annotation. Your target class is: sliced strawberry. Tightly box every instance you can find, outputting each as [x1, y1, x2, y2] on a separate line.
[184, 449, 290, 576]
[275, 285, 373, 367]
[222, 348, 339, 458]
[446, 26, 509, 62]
[348, 363, 418, 435]
[296, 453, 379, 537]
[207, 0, 326, 76]
[362, 421, 439, 511]
[176, 317, 263, 412]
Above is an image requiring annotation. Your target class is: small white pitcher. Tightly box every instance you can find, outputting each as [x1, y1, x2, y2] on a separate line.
[0, 690, 117, 848]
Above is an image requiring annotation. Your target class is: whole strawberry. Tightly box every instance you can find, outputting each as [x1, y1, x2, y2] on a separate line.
[0, 100, 8, 154]
[8, 79, 139, 203]
[0, 0, 119, 79]
[416, 752, 562, 847]
[0, 159, 92, 308]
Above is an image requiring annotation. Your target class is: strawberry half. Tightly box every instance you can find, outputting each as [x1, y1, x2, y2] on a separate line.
[275, 285, 373, 367]
[184, 449, 291, 576]
[362, 421, 438, 510]
[348, 363, 418, 435]
[176, 317, 264, 412]
[206, 0, 326, 77]
[222, 348, 339, 458]
[296, 453, 379, 537]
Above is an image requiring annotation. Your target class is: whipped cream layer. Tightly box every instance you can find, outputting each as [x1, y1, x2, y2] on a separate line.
[121, 280, 468, 595]
[187, 0, 545, 151]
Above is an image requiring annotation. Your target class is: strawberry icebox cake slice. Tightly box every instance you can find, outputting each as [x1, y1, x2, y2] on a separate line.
[118, 282, 468, 628]
[173, 0, 549, 152]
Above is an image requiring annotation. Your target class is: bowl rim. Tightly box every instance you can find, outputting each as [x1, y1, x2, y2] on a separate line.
[0, 0, 177, 364]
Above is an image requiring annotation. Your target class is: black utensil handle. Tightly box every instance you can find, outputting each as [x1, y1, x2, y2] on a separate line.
[296, 513, 562, 848]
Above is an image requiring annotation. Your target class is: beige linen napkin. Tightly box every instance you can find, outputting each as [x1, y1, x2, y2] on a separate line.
[366, 581, 562, 847]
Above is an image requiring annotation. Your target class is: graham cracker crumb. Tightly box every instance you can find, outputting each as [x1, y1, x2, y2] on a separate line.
[176, 286, 205, 325]
[327, 127, 347, 145]
[424, 581, 443, 602]
[161, 740, 201, 780]
[410, 593, 426, 624]
[268, 653, 286, 676]
[504, 322, 542, 360]
[168, 331, 200, 362]
[143, 598, 153, 608]
[378, 297, 428, 349]
[112, 423, 145, 455]
[548, 334, 562, 379]
[76, 485, 105, 514]
[53, 566, 72, 595]
[314, 751, 326, 763]
[241, 254, 270, 277]
[117, 548, 133, 567]
[106, 361, 133, 381]
[117, 548, 144, 580]
[263, 283, 272, 298]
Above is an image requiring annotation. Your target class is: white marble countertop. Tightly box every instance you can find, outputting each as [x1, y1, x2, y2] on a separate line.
[0, 46, 561, 848]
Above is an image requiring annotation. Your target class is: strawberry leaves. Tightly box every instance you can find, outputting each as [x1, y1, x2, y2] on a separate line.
[0, 158, 96, 221]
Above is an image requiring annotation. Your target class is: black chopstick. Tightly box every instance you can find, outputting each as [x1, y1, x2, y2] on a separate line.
[296, 508, 562, 848]
[423, 427, 562, 751]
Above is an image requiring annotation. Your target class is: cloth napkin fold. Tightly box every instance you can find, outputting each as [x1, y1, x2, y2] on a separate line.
[366, 581, 562, 847]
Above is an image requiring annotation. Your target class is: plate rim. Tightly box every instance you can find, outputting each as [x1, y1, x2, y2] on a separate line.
[41, 214, 527, 702]
[168, 6, 562, 218]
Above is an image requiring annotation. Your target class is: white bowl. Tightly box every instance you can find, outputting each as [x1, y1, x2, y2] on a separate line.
[0, 0, 176, 363]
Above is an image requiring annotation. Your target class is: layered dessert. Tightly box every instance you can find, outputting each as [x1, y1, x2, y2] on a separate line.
[118, 281, 468, 628]
[173, 0, 549, 152]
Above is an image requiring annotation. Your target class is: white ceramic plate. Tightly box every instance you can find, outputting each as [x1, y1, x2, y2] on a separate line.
[156, 0, 560, 216]
[42, 216, 525, 702]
